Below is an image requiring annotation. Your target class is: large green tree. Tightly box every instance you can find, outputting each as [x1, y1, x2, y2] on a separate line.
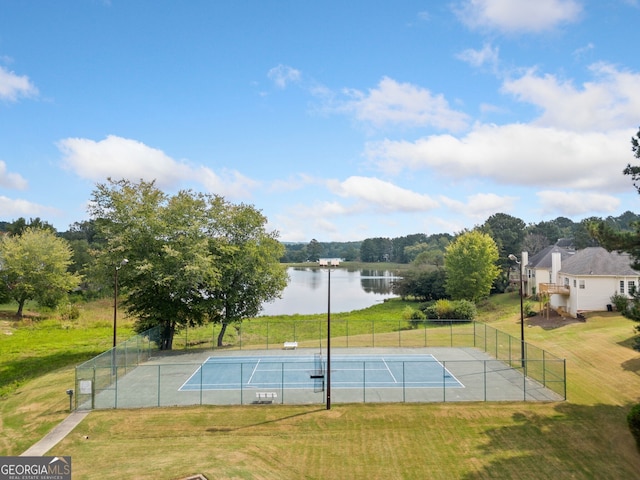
[444, 230, 500, 302]
[89, 178, 286, 350]
[0, 228, 81, 316]
[204, 202, 288, 346]
[480, 213, 526, 292]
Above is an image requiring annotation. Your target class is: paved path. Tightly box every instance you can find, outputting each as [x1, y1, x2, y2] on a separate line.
[21, 411, 90, 456]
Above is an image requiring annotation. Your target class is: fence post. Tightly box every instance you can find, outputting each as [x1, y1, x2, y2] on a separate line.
[402, 362, 406, 403]
[424, 320, 427, 347]
[371, 320, 375, 347]
[442, 360, 446, 402]
[563, 360, 567, 400]
[363, 361, 366, 403]
[483, 361, 487, 401]
[346, 318, 349, 348]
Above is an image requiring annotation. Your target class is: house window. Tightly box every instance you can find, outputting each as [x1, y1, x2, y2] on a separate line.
[579, 280, 585, 289]
[629, 281, 636, 295]
[573, 279, 577, 288]
[564, 277, 569, 287]
[620, 281, 625, 294]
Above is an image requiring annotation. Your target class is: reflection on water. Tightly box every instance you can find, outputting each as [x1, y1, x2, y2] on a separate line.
[260, 267, 400, 316]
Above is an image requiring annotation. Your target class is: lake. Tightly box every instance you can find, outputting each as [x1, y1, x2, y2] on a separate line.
[260, 267, 400, 316]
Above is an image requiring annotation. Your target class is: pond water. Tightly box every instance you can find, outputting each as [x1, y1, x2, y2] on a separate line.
[260, 267, 400, 316]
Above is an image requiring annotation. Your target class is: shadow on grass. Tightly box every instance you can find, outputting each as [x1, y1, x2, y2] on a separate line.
[461, 402, 639, 479]
[622, 357, 640, 376]
[206, 407, 324, 433]
[0, 350, 103, 394]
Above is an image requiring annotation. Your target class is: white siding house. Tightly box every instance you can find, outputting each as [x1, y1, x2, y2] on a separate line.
[523, 245, 574, 297]
[538, 247, 639, 317]
[318, 258, 341, 266]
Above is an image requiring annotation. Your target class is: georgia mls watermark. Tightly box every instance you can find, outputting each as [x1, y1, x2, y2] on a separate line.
[0, 456, 71, 480]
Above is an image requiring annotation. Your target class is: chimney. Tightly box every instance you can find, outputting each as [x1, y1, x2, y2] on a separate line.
[551, 251, 561, 284]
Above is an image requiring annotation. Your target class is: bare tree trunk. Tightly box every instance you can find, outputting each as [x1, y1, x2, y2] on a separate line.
[16, 299, 25, 318]
[217, 322, 228, 347]
[160, 322, 175, 350]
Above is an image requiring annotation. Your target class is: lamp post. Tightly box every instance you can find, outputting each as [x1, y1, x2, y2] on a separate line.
[113, 259, 129, 348]
[326, 261, 334, 410]
[508, 254, 525, 370]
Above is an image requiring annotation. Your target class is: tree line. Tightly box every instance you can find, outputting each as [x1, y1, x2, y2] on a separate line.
[282, 211, 640, 266]
[3, 205, 638, 328]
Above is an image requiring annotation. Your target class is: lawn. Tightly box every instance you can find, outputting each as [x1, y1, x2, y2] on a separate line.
[1, 294, 640, 479]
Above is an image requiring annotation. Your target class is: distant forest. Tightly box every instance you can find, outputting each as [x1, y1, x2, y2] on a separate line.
[2, 211, 640, 269]
[280, 211, 640, 264]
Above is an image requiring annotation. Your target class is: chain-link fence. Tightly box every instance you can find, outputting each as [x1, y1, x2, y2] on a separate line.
[74, 320, 566, 409]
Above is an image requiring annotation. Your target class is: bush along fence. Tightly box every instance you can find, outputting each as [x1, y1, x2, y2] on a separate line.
[74, 320, 566, 409]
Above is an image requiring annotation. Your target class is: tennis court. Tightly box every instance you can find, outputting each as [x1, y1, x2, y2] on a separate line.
[179, 353, 463, 392]
[82, 346, 563, 409]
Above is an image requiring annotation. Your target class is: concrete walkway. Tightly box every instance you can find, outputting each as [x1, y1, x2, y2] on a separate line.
[21, 411, 90, 456]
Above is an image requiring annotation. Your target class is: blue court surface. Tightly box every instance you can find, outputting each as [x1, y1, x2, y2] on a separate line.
[179, 354, 463, 391]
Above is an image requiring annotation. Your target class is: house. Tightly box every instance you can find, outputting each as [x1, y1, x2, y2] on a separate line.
[523, 244, 574, 297]
[535, 247, 640, 317]
[317, 258, 341, 266]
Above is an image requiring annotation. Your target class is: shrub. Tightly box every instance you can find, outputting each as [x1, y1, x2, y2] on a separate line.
[610, 293, 629, 314]
[403, 306, 426, 328]
[422, 304, 439, 320]
[434, 299, 454, 319]
[524, 302, 537, 317]
[627, 403, 640, 448]
[58, 303, 81, 321]
[420, 299, 475, 321]
[451, 300, 476, 320]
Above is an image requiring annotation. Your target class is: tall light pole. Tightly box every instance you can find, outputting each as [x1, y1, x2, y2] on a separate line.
[326, 261, 334, 410]
[508, 254, 525, 369]
[113, 259, 129, 348]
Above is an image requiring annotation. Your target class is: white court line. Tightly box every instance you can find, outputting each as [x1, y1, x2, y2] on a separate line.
[381, 358, 398, 383]
[247, 359, 261, 385]
[430, 357, 464, 387]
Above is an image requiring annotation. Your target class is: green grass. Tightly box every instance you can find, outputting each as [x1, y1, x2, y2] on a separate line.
[2, 294, 640, 479]
[0, 298, 135, 397]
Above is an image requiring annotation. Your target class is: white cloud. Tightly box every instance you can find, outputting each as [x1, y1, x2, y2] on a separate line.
[0, 161, 28, 189]
[268, 64, 302, 89]
[0, 195, 60, 218]
[339, 77, 469, 132]
[328, 176, 440, 212]
[439, 192, 518, 219]
[537, 190, 621, 216]
[365, 124, 631, 191]
[503, 63, 640, 131]
[455, 0, 582, 33]
[457, 43, 500, 70]
[0, 66, 38, 102]
[57, 135, 258, 198]
[196, 167, 259, 198]
[58, 135, 193, 187]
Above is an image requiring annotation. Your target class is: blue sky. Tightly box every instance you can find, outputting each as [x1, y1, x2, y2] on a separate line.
[1, 0, 640, 242]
